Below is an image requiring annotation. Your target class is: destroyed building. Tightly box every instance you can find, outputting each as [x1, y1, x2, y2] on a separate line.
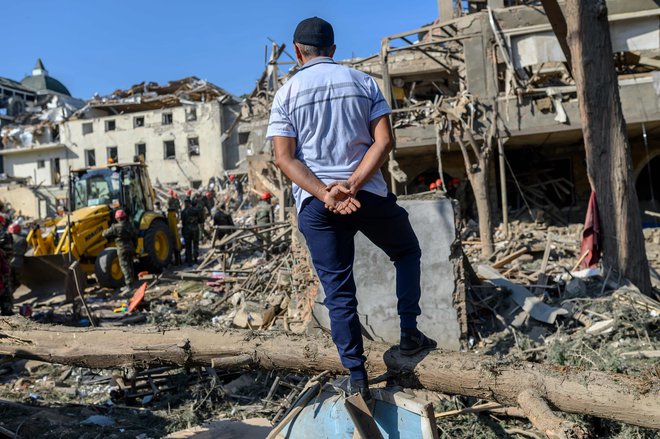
[241, 0, 660, 226]
[360, 0, 660, 224]
[0, 59, 85, 216]
[61, 77, 242, 188]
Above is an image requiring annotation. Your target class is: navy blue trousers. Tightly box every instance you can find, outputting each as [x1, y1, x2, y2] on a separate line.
[298, 191, 422, 380]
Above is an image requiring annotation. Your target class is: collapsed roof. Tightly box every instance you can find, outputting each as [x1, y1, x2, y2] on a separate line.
[74, 76, 239, 118]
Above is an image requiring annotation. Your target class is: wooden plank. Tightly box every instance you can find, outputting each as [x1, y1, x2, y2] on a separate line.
[492, 248, 528, 269]
[344, 394, 384, 439]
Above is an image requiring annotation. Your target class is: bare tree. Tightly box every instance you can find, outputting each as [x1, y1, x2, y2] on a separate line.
[456, 126, 495, 257]
[541, 0, 651, 294]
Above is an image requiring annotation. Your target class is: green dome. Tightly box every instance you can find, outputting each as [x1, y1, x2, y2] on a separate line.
[20, 58, 71, 96]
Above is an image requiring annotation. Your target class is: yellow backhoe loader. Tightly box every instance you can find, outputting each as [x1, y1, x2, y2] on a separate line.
[25, 161, 181, 291]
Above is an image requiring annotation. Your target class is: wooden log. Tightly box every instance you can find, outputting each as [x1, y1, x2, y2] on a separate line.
[0, 318, 657, 429]
[492, 248, 529, 269]
[518, 389, 586, 439]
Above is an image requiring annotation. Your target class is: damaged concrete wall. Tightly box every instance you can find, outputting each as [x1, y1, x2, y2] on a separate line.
[61, 100, 239, 186]
[310, 197, 466, 350]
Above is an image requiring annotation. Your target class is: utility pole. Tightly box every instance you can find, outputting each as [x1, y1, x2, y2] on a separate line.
[542, 0, 652, 294]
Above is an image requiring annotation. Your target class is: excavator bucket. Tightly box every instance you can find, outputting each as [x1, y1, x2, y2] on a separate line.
[21, 254, 80, 302]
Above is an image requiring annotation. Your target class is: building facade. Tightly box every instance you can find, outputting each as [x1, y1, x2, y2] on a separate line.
[61, 98, 240, 187]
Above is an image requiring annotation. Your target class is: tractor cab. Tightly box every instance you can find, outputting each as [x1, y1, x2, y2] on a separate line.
[69, 163, 156, 227]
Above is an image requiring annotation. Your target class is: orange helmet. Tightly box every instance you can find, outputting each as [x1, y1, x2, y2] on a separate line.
[261, 192, 272, 200]
[7, 223, 20, 235]
[429, 183, 437, 191]
[115, 209, 127, 220]
[435, 179, 442, 187]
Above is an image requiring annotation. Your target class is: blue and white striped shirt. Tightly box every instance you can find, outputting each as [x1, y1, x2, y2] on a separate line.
[266, 57, 391, 212]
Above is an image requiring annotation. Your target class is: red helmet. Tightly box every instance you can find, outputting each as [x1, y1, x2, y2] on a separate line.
[261, 192, 272, 200]
[115, 209, 127, 220]
[7, 223, 20, 235]
[435, 179, 442, 187]
[168, 189, 175, 196]
[429, 182, 437, 191]
[186, 189, 192, 196]
[206, 191, 213, 199]
[229, 175, 236, 181]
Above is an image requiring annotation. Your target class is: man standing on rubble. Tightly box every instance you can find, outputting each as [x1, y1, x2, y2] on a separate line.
[102, 209, 137, 292]
[268, 17, 436, 400]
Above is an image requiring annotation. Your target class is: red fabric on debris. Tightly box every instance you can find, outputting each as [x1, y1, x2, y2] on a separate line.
[580, 191, 601, 269]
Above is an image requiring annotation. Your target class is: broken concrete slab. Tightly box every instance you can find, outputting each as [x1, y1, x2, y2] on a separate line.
[310, 197, 466, 349]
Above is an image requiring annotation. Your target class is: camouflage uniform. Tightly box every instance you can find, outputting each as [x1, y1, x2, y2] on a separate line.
[102, 218, 137, 287]
[212, 206, 234, 244]
[10, 233, 26, 294]
[255, 200, 274, 226]
[167, 196, 180, 212]
[0, 230, 13, 315]
[255, 200, 274, 249]
[181, 202, 202, 264]
[0, 249, 10, 315]
[166, 196, 182, 265]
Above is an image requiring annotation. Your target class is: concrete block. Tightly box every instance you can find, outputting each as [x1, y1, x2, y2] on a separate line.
[309, 197, 466, 350]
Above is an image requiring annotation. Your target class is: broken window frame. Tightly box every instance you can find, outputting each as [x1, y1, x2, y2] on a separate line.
[164, 140, 176, 160]
[82, 122, 93, 135]
[105, 120, 116, 132]
[85, 149, 96, 167]
[134, 116, 145, 128]
[238, 132, 250, 145]
[187, 137, 200, 156]
[162, 113, 173, 125]
[37, 160, 45, 169]
[135, 143, 146, 161]
[106, 146, 118, 163]
[185, 108, 197, 122]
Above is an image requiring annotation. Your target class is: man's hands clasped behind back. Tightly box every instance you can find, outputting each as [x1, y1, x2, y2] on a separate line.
[323, 181, 361, 215]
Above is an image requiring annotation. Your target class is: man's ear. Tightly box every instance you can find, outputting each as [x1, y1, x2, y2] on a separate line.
[294, 43, 304, 65]
[329, 44, 337, 58]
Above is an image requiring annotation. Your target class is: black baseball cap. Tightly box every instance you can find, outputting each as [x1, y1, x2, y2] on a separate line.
[293, 17, 334, 47]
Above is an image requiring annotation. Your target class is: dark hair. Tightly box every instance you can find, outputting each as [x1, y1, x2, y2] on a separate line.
[296, 43, 333, 58]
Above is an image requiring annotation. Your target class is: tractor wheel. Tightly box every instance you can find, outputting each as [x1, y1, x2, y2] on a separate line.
[142, 220, 173, 273]
[95, 248, 124, 289]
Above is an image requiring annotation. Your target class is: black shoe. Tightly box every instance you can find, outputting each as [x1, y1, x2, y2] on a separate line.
[348, 379, 373, 405]
[400, 329, 437, 356]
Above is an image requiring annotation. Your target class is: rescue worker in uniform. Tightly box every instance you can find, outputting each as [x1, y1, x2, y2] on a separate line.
[7, 223, 26, 295]
[166, 189, 182, 265]
[255, 192, 274, 227]
[211, 204, 234, 246]
[0, 215, 13, 315]
[181, 198, 201, 264]
[167, 189, 180, 212]
[102, 209, 137, 291]
[255, 192, 274, 251]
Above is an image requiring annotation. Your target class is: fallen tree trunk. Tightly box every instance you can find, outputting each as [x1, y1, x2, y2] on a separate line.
[0, 318, 657, 429]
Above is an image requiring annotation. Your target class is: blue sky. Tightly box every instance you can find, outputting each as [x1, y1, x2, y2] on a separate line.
[3, 0, 439, 99]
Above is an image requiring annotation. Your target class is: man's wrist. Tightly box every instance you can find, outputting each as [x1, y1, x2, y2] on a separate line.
[347, 177, 360, 195]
